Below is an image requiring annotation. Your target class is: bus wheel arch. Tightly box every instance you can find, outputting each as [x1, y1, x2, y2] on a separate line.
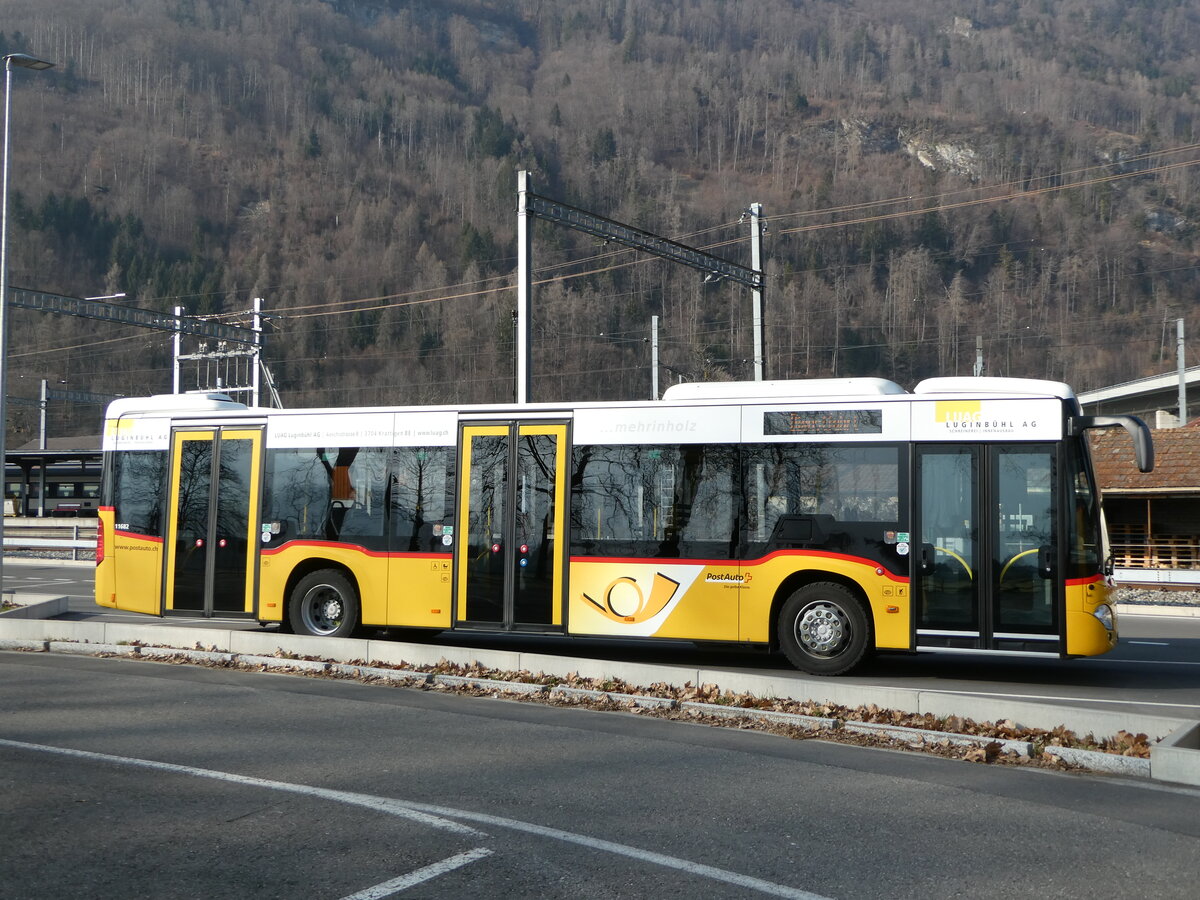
[286, 563, 361, 638]
[772, 575, 873, 676]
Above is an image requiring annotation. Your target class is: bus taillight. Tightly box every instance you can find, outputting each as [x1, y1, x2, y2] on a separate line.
[96, 524, 104, 566]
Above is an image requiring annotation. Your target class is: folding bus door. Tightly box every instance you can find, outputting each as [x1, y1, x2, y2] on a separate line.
[163, 427, 263, 617]
[455, 422, 568, 630]
[914, 443, 1061, 653]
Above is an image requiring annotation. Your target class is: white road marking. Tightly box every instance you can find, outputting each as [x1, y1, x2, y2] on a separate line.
[0, 737, 481, 836]
[1087, 658, 1200, 668]
[396, 801, 830, 899]
[338, 848, 493, 899]
[1126, 641, 1169, 646]
[0, 738, 827, 899]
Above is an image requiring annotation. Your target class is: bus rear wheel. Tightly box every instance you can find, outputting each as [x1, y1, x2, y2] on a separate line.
[289, 569, 359, 638]
[778, 583, 871, 675]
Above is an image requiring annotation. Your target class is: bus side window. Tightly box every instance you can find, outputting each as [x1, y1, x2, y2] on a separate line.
[112, 450, 168, 536]
[264, 447, 385, 543]
[389, 447, 454, 552]
[326, 448, 387, 539]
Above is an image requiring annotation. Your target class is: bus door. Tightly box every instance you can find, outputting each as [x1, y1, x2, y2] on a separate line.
[163, 428, 263, 618]
[914, 444, 1060, 653]
[455, 421, 568, 630]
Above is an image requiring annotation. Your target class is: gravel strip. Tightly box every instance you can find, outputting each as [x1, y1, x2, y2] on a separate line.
[1114, 587, 1200, 607]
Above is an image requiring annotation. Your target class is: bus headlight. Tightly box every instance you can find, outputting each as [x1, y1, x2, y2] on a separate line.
[1092, 603, 1114, 631]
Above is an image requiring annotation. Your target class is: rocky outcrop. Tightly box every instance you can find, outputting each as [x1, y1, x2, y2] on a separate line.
[898, 129, 982, 179]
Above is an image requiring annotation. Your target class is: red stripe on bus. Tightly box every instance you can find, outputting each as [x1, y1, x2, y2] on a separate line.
[570, 549, 909, 582]
[745, 548, 910, 582]
[114, 531, 163, 544]
[570, 555, 732, 567]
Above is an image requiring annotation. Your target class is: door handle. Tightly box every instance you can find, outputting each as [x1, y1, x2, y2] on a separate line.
[918, 543, 936, 576]
[1037, 545, 1053, 578]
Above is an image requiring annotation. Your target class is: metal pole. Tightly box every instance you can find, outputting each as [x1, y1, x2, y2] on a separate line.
[37, 378, 45, 517]
[1178, 317, 1187, 426]
[516, 170, 532, 404]
[173, 305, 182, 394]
[651, 315, 659, 400]
[0, 60, 12, 577]
[973, 335, 984, 376]
[0, 53, 55, 587]
[750, 202, 765, 381]
[253, 296, 263, 407]
[38, 378, 46, 450]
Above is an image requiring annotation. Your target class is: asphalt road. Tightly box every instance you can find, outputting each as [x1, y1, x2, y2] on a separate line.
[7, 560, 1200, 722]
[2, 651, 1198, 899]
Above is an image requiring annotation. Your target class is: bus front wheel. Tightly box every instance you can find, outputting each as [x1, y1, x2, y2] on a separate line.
[289, 569, 360, 638]
[778, 583, 871, 675]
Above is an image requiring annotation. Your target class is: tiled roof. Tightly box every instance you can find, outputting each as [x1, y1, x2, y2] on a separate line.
[1089, 421, 1200, 493]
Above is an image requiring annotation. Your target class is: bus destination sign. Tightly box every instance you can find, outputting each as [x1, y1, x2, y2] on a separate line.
[764, 409, 883, 435]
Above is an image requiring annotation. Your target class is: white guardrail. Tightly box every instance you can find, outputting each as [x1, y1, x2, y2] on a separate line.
[1114, 567, 1200, 587]
[2, 519, 97, 560]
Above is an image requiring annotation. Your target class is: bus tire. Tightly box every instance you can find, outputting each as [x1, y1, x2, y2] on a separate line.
[778, 582, 871, 675]
[288, 569, 360, 638]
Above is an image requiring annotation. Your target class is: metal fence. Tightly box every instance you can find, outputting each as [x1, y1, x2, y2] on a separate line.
[2, 518, 97, 560]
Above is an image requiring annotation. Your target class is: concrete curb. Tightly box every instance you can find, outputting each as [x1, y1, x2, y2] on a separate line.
[328, 663, 430, 685]
[139, 647, 234, 664]
[839, 720, 1034, 758]
[1150, 721, 1200, 785]
[550, 686, 677, 709]
[681, 700, 835, 730]
[236, 654, 331, 674]
[0, 595, 70, 619]
[3, 622, 1187, 783]
[0, 638, 48, 652]
[1042, 745, 1151, 777]
[433, 673, 547, 695]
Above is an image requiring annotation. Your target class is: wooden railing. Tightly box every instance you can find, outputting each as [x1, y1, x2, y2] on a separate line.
[1108, 523, 1200, 569]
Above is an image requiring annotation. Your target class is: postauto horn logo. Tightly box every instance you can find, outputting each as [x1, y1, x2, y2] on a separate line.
[583, 573, 681, 624]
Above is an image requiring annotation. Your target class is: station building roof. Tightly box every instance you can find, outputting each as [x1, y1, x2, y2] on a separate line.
[1090, 421, 1200, 495]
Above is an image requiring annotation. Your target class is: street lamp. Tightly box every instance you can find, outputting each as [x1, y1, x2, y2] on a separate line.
[0, 52, 55, 593]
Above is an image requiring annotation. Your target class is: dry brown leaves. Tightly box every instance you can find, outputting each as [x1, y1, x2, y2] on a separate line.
[103, 647, 1155, 767]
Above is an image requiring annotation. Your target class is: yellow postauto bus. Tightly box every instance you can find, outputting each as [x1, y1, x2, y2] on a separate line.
[95, 376, 1152, 675]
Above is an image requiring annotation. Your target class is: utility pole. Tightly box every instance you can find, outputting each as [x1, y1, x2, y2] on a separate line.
[37, 378, 46, 517]
[38, 378, 46, 451]
[749, 202, 765, 381]
[173, 305, 182, 393]
[253, 296, 263, 407]
[973, 335, 984, 376]
[1178, 317, 1187, 426]
[516, 170, 532, 404]
[651, 315, 659, 400]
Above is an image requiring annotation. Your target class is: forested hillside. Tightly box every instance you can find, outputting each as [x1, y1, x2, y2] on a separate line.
[3, 0, 1200, 439]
